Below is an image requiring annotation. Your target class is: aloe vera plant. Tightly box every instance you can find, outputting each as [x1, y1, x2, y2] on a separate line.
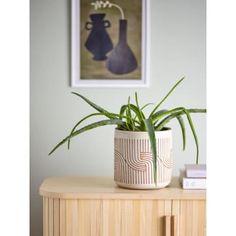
[49, 77, 206, 182]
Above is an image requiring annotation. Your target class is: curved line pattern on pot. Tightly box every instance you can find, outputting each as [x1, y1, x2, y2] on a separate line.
[114, 137, 173, 185]
[114, 138, 153, 184]
[115, 139, 153, 171]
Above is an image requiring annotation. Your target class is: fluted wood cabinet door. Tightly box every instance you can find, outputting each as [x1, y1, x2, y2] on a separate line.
[172, 200, 206, 236]
[102, 199, 171, 236]
[43, 197, 171, 236]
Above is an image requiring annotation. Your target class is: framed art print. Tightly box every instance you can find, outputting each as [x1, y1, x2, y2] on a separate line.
[71, 0, 149, 87]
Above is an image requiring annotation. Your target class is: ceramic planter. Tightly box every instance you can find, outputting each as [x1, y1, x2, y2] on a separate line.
[114, 128, 173, 189]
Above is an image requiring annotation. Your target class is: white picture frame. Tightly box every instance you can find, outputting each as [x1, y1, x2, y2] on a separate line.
[71, 0, 149, 87]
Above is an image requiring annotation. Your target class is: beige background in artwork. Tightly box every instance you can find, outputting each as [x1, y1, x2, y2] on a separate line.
[30, 0, 206, 235]
[80, 0, 142, 80]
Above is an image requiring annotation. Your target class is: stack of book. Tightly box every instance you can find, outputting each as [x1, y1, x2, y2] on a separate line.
[181, 164, 206, 189]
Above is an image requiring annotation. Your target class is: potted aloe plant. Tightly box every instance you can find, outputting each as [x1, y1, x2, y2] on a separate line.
[49, 78, 206, 189]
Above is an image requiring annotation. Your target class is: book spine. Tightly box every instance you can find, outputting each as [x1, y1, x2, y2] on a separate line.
[182, 178, 206, 189]
[186, 170, 206, 178]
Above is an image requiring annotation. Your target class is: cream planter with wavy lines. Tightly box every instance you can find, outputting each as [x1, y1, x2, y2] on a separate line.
[114, 128, 173, 189]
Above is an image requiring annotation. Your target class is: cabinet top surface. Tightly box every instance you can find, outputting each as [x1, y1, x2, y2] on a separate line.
[39, 176, 206, 200]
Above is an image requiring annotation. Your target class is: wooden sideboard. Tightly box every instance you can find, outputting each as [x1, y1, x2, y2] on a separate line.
[39, 176, 206, 236]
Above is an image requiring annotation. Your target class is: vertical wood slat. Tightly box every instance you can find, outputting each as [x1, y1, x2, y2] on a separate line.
[77, 200, 90, 236]
[171, 215, 177, 236]
[165, 200, 172, 236]
[192, 201, 198, 235]
[71, 200, 79, 236]
[53, 199, 60, 236]
[165, 200, 172, 215]
[139, 200, 152, 236]
[113, 200, 122, 236]
[172, 200, 180, 236]
[157, 200, 166, 236]
[90, 200, 102, 236]
[43, 197, 49, 236]
[77, 200, 103, 236]
[120, 200, 132, 236]
[66, 200, 77, 236]
[43, 198, 60, 236]
[132, 200, 140, 236]
[60, 199, 66, 236]
[48, 198, 54, 236]
[199, 200, 206, 236]
[102, 200, 121, 236]
[101, 200, 110, 236]
[165, 216, 171, 236]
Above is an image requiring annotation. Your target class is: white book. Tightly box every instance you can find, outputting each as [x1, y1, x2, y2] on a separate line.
[182, 177, 206, 189]
[185, 164, 206, 178]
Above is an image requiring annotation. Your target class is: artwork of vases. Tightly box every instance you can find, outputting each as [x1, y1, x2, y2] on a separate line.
[79, 0, 144, 82]
[84, 2, 138, 75]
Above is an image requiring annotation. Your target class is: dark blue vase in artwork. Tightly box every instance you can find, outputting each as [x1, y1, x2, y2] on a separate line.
[106, 19, 138, 75]
[85, 13, 113, 61]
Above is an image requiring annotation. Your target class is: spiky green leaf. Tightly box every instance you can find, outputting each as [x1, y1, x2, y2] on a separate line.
[183, 109, 199, 164]
[72, 92, 118, 119]
[176, 115, 186, 150]
[67, 112, 103, 149]
[49, 119, 125, 155]
[135, 92, 145, 120]
[141, 103, 155, 110]
[144, 118, 157, 185]
[155, 112, 186, 151]
[149, 77, 185, 118]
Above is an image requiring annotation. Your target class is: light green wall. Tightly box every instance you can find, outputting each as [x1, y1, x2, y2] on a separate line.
[30, 0, 206, 235]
